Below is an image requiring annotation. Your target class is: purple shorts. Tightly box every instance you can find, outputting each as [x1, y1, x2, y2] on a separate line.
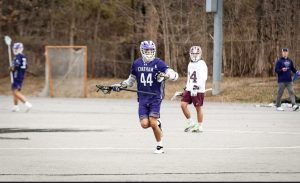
[138, 99, 162, 119]
[181, 90, 204, 107]
[12, 81, 23, 91]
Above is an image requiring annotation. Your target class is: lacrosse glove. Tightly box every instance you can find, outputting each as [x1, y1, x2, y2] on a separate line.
[191, 85, 199, 96]
[8, 66, 15, 72]
[112, 82, 127, 92]
[156, 72, 169, 82]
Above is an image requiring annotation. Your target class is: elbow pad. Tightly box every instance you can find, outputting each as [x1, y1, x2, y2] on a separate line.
[166, 69, 179, 81]
[122, 74, 136, 87]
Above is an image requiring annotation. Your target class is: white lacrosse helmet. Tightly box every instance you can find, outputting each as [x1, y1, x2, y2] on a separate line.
[140, 40, 156, 63]
[13, 42, 24, 55]
[189, 46, 202, 62]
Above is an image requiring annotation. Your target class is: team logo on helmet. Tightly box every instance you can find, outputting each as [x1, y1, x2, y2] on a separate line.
[140, 40, 156, 63]
[189, 46, 202, 62]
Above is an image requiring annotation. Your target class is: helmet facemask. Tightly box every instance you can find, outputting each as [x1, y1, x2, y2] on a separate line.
[189, 46, 202, 62]
[140, 41, 156, 63]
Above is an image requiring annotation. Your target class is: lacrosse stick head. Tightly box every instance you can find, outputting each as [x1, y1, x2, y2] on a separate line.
[171, 91, 183, 101]
[96, 85, 112, 94]
[4, 36, 12, 46]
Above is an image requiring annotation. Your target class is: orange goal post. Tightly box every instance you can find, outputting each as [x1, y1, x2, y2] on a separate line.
[40, 46, 88, 98]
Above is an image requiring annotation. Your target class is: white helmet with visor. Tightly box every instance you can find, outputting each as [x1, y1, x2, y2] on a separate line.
[189, 46, 202, 62]
[140, 40, 156, 63]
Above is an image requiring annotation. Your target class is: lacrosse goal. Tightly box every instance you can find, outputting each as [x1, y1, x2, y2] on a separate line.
[40, 46, 88, 97]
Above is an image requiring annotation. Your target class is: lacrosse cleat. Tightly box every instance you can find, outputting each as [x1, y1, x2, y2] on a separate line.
[11, 105, 20, 112]
[276, 107, 284, 111]
[292, 104, 299, 111]
[191, 123, 203, 133]
[25, 102, 32, 112]
[154, 145, 164, 154]
[184, 121, 196, 132]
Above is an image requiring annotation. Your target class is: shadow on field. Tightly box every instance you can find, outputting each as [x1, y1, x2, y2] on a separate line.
[0, 128, 110, 134]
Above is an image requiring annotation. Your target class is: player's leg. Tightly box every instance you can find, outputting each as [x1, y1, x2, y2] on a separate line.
[14, 90, 32, 112]
[286, 82, 299, 111]
[11, 89, 20, 112]
[139, 102, 151, 129]
[191, 93, 205, 132]
[149, 99, 164, 154]
[11, 82, 32, 112]
[275, 83, 285, 111]
[181, 90, 196, 132]
[11, 82, 21, 112]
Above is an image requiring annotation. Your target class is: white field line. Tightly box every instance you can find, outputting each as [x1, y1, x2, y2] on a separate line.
[0, 146, 300, 151]
[171, 129, 300, 135]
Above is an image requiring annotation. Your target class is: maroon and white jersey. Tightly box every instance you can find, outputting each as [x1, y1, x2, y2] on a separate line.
[185, 60, 208, 93]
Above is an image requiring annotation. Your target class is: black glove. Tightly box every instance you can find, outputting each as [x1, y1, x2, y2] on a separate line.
[8, 66, 15, 72]
[112, 84, 121, 92]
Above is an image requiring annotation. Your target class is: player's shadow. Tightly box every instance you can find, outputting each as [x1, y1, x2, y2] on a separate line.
[0, 128, 110, 140]
[272, 95, 300, 103]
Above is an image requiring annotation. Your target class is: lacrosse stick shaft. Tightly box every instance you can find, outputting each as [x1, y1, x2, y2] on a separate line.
[96, 85, 157, 96]
[8, 46, 13, 83]
[4, 36, 13, 83]
[120, 88, 157, 96]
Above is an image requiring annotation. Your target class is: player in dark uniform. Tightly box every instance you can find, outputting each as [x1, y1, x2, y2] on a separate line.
[9, 42, 32, 112]
[112, 40, 178, 154]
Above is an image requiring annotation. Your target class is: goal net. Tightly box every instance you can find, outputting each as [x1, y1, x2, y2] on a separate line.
[40, 46, 87, 97]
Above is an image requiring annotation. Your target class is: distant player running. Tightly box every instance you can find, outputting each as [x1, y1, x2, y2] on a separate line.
[9, 42, 32, 112]
[112, 40, 179, 154]
[181, 46, 208, 132]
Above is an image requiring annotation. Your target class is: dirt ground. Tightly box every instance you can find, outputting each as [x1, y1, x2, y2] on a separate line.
[0, 75, 299, 103]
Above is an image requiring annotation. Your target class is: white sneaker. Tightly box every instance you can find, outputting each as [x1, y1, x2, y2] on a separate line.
[292, 104, 299, 111]
[276, 107, 284, 111]
[154, 146, 164, 154]
[11, 105, 20, 112]
[184, 122, 196, 132]
[25, 102, 32, 112]
[191, 123, 203, 133]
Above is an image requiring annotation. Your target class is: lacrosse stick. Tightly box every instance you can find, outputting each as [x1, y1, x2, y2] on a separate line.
[4, 35, 13, 83]
[171, 88, 213, 101]
[96, 85, 157, 96]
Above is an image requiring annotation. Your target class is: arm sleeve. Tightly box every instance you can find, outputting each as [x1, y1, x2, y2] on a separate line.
[197, 62, 208, 89]
[200, 62, 208, 81]
[275, 60, 282, 74]
[291, 61, 297, 74]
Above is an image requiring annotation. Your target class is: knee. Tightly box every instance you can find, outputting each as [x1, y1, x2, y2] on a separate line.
[181, 102, 188, 109]
[149, 118, 158, 129]
[140, 119, 149, 129]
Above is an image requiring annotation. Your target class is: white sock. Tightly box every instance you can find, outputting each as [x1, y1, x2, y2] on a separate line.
[157, 141, 163, 147]
[25, 101, 32, 107]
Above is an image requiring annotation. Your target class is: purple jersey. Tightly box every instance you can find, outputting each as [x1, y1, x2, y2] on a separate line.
[12, 53, 27, 82]
[131, 58, 169, 101]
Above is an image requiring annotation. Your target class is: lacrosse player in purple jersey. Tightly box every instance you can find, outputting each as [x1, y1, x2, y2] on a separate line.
[9, 42, 32, 112]
[112, 40, 179, 154]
